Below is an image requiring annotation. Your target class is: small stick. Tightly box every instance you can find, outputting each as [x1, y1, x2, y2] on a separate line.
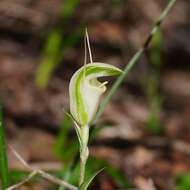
[7, 170, 38, 190]
[38, 170, 77, 190]
[8, 145, 77, 190]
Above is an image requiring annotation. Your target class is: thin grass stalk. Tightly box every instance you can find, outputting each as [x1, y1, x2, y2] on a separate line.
[0, 105, 10, 189]
[94, 0, 177, 123]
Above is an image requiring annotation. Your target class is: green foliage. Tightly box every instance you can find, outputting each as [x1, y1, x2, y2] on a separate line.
[58, 164, 76, 190]
[60, 0, 79, 20]
[55, 120, 131, 189]
[54, 114, 79, 161]
[35, 30, 62, 88]
[146, 29, 163, 134]
[58, 157, 132, 190]
[35, 0, 80, 88]
[59, 162, 83, 190]
[176, 173, 190, 190]
[111, 0, 127, 6]
[150, 29, 163, 68]
[79, 168, 104, 190]
[10, 158, 132, 190]
[90, 158, 133, 189]
[105, 163, 132, 188]
[147, 104, 162, 134]
[10, 170, 65, 188]
[10, 170, 33, 184]
[0, 105, 10, 189]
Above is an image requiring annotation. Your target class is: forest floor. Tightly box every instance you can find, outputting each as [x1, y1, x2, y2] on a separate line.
[0, 0, 190, 190]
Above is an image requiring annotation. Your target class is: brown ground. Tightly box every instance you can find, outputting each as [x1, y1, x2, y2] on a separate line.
[0, 0, 190, 190]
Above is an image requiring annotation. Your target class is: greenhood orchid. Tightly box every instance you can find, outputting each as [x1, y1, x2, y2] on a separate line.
[69, 29, 122, 187]
[69, 62, 122, 127]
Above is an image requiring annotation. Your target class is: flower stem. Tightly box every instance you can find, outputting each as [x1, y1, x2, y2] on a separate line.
[79, 125, 89, 186]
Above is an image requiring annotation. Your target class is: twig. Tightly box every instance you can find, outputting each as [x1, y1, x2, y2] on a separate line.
[37, 169, 77, 190]
[7, 170, 38, 190]
[8, 145, 77, 190]
[94, 0, 177, 123]
[8, 145, 30, 169]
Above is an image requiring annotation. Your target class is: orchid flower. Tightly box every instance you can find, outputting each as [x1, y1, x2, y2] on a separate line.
[69, 29, 122, 187]
[69, 63, 122, 127]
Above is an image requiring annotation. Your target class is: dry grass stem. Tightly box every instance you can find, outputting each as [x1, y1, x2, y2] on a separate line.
[8, 145, 77, 190]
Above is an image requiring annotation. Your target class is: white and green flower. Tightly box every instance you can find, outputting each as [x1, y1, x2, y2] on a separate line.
[69, 62, 122, 126]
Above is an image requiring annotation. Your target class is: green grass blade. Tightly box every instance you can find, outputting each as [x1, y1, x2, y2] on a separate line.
[94, 49, 143, 123]
[61, 0, 79, 20]
[79, 168, 104, 190]
[146, 29, 163, 134]
[94, 0, 177, 123]
[89, 158, 132, 189]
[54, 114, 72, 160]
[35, 0, 80, 89]
[35, 30, 63, 88]
[0, 105, 10, 189]
[176, 173, 190, 190]
[35, 28, 82, 88]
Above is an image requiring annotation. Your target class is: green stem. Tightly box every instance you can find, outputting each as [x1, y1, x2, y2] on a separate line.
[79, 125, 89, 186]
[0, 106, 10, 189]
[94, 0, 177, 124]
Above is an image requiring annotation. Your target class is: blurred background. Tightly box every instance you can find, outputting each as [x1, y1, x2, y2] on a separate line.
[0, 0, 190, 189]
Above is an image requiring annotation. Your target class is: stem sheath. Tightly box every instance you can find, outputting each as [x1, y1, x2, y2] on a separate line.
[79, 125, 89, 186]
